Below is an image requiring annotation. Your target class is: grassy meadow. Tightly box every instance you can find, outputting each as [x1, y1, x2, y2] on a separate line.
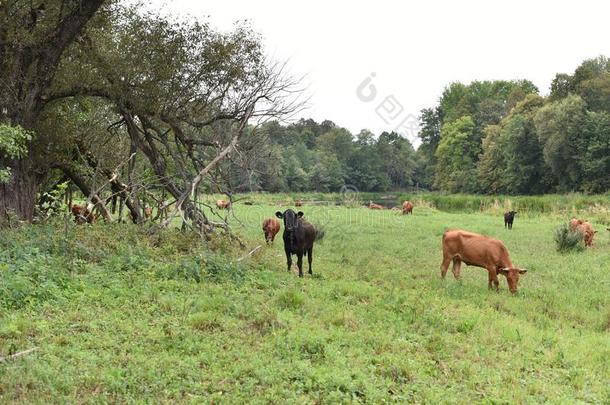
[1, 194, 610, 403]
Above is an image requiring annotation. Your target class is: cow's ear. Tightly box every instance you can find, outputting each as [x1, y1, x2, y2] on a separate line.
[297, 211, 304, 218]
[518, 269, 527, 275]
[275, 211, 283, 219]
[497, 268, 509, 276]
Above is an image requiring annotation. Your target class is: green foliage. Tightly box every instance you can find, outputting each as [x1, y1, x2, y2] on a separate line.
[434, 116, 479, 192]
[478, 95, 550, 194]
[250, 120, 420, 193]
[554, 223, 585, 253]
[579, 111, 610, 193]
[420, 57, 610, 195]
[534, 94, 587, 191]
[0, 124, 33, 183]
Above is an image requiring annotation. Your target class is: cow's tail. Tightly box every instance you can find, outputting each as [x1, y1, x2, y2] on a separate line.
[315, 225, 326, 242]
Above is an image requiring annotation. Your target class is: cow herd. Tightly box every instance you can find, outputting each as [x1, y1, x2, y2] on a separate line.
[263, 200, 604, 294]
[71, 196, 602, 293]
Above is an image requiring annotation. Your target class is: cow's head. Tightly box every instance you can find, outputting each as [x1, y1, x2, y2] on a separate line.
[275, 209, 303, 232]
[509, 211, 517, 215]
[498, 267, 527, 294]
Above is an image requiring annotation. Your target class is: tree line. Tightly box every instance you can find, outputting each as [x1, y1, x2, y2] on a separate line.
[220, 56, 609, 195]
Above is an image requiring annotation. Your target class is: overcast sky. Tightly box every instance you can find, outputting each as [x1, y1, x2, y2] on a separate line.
[152, 0, 610, 141]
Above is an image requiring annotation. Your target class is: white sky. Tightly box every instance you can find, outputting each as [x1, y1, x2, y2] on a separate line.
[152, 0, 610, 141]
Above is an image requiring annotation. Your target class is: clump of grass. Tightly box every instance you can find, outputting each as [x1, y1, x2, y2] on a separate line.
[275, 289, 305, 310]
[189, 312, 223, 332]
[554, 223, 584, 253]
[249, 308, 285, 334]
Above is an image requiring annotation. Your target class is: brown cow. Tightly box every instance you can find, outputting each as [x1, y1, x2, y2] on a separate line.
[440, 229, 527, 294]
[262, 218, 281, 244]
[216, 199, 231, 209]
[569, 218, 584, 231]
[402, 201, 413, 215]
[368, 201, 384, 210]
[295, 199, 303, 207]
[569, 218, 597, 247]
[70, 203, 95, 224]
[143, 206, 153, 220]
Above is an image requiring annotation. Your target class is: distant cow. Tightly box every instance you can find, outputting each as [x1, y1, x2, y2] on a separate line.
[569, 218, 597, 247]
[402, 201, 413, 215]
[440, 229, 527, 294]
[143, 206, 153, 220]
[295, 200, 303, 207]
[262, 218, 281, 244]
[275, 209, 322, 277]
[70, 203, 95, 224]
[504, 211, 517, 229]
[216, 199, 231, 210]
[368, 201, 384, 210]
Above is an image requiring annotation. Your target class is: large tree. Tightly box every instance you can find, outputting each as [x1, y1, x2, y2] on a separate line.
[0, 0, 106, 221]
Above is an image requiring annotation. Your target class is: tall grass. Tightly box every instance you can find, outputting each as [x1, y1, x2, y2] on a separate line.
[228, 192, 610, 220]
[398, 193, 610, 216]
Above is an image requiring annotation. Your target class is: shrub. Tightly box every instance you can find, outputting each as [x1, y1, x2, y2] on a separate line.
[554, 223, 584, 253]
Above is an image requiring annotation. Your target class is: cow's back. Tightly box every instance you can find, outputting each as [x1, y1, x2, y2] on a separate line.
[443, 229, 511, 268]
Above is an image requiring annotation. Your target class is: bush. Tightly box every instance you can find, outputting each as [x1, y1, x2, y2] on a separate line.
[157, 253, 246, 284]
[554, 223, 584, 253]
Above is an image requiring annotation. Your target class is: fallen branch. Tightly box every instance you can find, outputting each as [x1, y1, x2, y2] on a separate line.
[237, 245, 262, 261]
[0, 347, 38, 363]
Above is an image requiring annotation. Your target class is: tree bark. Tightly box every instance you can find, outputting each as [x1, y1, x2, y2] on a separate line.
[0, 156, 39, 222]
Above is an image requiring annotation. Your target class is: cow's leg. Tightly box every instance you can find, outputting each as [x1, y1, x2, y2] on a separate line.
[285, 250, 292, 273]
[451, 258, 462, 279]
[488, 268, 499, 291]
[296, 252, 304, 278]
[440, 253, 451, 279]
[307, 247, 313, 275]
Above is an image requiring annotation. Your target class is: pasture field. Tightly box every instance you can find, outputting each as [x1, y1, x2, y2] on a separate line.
[1, 195, 610, 403]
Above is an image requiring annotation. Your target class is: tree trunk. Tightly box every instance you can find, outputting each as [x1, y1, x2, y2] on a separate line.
[0, 155, 39, 222]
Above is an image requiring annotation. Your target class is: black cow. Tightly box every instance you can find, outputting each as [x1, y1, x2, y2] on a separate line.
[504, 211, 517, 230]
[275, 209, 320, 277]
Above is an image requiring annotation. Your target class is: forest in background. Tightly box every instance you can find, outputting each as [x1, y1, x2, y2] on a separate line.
[229, 56, 609, 195]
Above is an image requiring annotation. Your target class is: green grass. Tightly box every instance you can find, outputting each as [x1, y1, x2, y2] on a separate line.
[1, 197, 610, 403]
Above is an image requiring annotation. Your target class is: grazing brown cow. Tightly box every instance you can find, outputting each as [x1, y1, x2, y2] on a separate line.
[143, 207, 153, 220]
[295, 199, 303, 207]
[440, 229, 527, 294]
[262, 218, 281, 244]
[216, 199, 231, 209]
[70, 204, 95, 224]
[368, 201, 384, 210]
[570, 218, 597, 247]
[402, 201, 413, 215]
